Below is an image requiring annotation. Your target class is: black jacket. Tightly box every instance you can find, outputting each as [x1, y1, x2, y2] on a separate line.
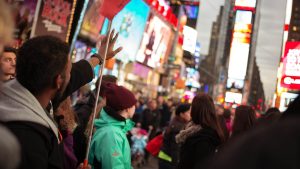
[1, 60, 93, 169]
[210, 95, 300, 169]
[159, 103, 171, 128]
[160, 117, 186, 167]
[178, 127, 221, 169]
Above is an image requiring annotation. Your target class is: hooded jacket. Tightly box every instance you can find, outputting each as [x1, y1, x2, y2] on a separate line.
[88, 108, 134, 169]
[0, 79, 63, 169]
[0, 60, 94, 169]
[176, 123, 221, 169]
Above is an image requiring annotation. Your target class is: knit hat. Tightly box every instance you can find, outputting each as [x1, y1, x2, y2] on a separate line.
[100, 82, 137, 111]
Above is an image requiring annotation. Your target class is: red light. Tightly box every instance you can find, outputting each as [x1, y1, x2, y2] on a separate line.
[284, 24, 289, 31]
[234, 6, 256, 12]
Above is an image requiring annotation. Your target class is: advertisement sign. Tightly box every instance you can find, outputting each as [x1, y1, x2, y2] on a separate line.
[227, 78, 244, 91]
[182, 26, 197, 54]
[228, 42, 250, 80]
[279, 92, 298, 112]
[280, 42, 300, 90]
[227, 10, 253, 80]
[136, 13, 173, 68]
[235, 0, 256, 8]
[80, 0, 105, 41]
[110, 0, 150, 63]
[185, 67, 200, 88]
[235, 10, 253, 24]
[7, 0, 39, 47]
[32, 0, 75, 41]
[183, 5, 199, 19]
[225, 92, 243, 104]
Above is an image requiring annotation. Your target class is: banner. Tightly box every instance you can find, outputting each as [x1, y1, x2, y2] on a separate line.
[32, 0, 75, 41]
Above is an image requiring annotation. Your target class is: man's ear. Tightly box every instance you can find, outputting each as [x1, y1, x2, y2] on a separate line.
[54, 74, 63, 89]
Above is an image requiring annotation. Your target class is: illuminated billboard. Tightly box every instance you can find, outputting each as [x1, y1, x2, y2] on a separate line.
[228, 42, 250, 79]
[235, 0, 256, 8]
[81, 0, 105, 41]
[225, 92, 243, 104]
[280, 42, 300, 90]
[109, 0, 150, 63]
[183, 26, 197, 54]
[226, 9, 253, 103]
[227, 10, 253, 80]
[279, 92, 298, 112]
[136, 13, 173, 68]
[235, 10, 253, 24]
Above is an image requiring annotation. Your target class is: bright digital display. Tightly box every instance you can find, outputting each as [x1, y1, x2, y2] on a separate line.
[225, 92, 243, 104]
[235, 10, 252, 24]
[183, 26, 198, 54]
[279, 92, 298, 112]
[227, 78, 245, 90]
[81, 0, 105, 41]
[235, 0, 256, 8]
[227, 10, 253, 80]
[228, 42, 250, 80]
[136, 13, 173, 68]
[280, 41, 300, 90]
[185, 67, 200, 88]
[110, 0, 150, 63]
[183, 5, 199, 19]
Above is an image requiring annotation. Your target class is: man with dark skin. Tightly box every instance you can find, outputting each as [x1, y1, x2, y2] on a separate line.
[0, 31, 122, 169]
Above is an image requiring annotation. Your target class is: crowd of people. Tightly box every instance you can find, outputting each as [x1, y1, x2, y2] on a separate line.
[0, 0, 300, 169]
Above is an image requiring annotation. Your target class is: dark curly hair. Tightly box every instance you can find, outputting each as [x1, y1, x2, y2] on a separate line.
[16, 36, 69, 96]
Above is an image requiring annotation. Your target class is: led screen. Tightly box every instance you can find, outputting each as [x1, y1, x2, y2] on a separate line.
[110, 0, 150, 63]
[235, 0, 256, 8]
[81, 0, 105, 40]
[182, 26, 197, 54]
[136, 13, 173, 68]
[225, 92, 243, 104]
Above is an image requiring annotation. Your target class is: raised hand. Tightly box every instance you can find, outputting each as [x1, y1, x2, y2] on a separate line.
[98, 29, 123, 60]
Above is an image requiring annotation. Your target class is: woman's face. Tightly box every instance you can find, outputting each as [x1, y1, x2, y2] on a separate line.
[127, 105, 136, 119]
[180, 109, 191, 122]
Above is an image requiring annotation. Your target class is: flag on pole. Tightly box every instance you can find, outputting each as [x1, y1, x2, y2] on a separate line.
[99, 0, 131, 20]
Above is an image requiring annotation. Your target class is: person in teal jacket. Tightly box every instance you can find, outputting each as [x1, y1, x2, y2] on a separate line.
[88, 82, 137, 169]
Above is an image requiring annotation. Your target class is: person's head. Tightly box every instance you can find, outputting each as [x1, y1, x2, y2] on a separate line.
[223, 109, 231, 120]
[148, 99, 157, 110]
[100, 82, 137, 119]
[232, 105, 256, 136]
[157, 95, 164, 105]
[175, 103, 191, 122]
[191, 93, 225, 142]
[16, 36, 71, 100]
[0, 47, 17, 81]
[262, 107, 281, 121]
[0, 0, 14, 54]
[167, 98, 173, 107]
[215, 105, 224, 116]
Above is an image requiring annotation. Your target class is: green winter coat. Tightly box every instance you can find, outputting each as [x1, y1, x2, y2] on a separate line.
[88, 109, 134, 169]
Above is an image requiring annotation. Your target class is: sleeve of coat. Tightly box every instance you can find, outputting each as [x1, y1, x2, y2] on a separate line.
[94, 131, 126, 169]
[52, 60, 94, 110]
